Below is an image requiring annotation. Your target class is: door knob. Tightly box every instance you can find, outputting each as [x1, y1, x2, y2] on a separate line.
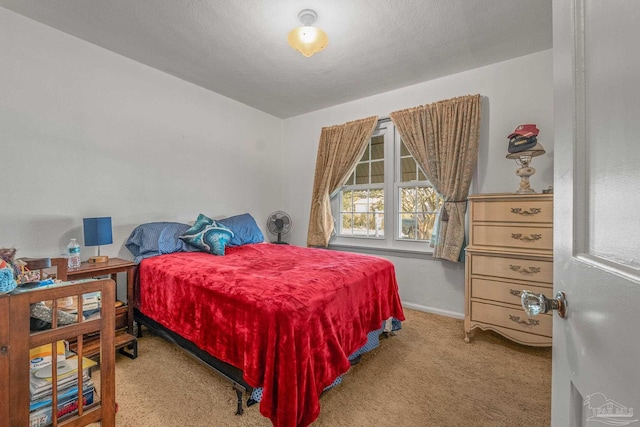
[521, 290, 567, 318]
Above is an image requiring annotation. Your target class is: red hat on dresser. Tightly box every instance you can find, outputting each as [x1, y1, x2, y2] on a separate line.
[508, 124, 539, 140]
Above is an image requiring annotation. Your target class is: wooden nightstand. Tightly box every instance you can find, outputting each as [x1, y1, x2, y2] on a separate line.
[65, 258, 138, 359]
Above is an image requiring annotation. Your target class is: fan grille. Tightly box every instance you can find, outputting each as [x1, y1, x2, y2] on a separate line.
[267, 211, 292, 236]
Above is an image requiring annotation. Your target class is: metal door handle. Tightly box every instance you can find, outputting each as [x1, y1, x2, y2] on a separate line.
[521, 290, 567, 318]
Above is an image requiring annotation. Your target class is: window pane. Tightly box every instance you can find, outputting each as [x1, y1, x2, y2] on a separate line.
[353, 190, 367, 212]
[341, 191, 353, 211]
[371, 160, 384, 184]
[353, 213, 367, 236]
[398, 185, 443, 241]
[345, 171, 355, 185]
[355, 163, 369, 185]
[362, 213, 382, 237]
[401, 157, 417, 182]
[370, 188, 384, 212]
[400, 214, 417, 240]
[341, 213, 353, 235]
[371, 135, 384, 160]
[416, 213, 437, 240]
[418, 168, 427, 181]
[366, 214, 375, 236]
[416, 187, 442, 212]
[362, 144, 370, 161]
[374, 212, 385, 237]
[400, 187, 416, 213]
[400, 140, 410, 156]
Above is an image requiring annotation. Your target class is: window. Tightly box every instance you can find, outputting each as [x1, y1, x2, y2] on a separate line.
[338, 134, 385, 238]
[331, 120, 443, 252]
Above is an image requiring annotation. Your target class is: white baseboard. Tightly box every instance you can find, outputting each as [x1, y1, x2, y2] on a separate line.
[401, 302, 464, 320]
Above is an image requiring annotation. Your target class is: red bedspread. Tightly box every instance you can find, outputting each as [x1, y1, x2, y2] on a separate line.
[137, 243, 405, 427]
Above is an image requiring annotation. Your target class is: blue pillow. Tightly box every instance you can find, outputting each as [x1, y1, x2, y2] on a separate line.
[179, 220, 234, 256]
[126, 222, 200, 263]
[217, 213, 264, 247]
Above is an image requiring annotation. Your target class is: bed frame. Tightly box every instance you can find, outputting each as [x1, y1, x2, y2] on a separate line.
[134, 309, 251, 415]
[134, 309, 382, 417]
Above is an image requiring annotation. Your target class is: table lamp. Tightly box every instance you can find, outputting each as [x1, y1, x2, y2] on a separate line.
[83, 217, 113, 263]
[506, 142, 546, 194]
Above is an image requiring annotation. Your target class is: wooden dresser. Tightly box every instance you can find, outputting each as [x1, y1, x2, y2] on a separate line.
[464, 193, 553, 346]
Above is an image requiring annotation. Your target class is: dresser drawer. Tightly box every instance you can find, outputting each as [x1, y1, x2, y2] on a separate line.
[469, 253, 553, 283]
[471, 198, 552, 223]
[470, 277, 553, 306]
[471, 224, 552, 252]
[471, 301, 552, 337]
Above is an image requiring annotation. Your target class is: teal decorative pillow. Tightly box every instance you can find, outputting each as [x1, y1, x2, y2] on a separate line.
[180, 218, 234, 256]
[189, 213, 214, 233]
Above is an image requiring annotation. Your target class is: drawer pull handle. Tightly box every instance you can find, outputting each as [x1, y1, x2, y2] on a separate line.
[509, 289, 522, 297]
[509, 265, 541, 275]
[509, 315, 539, 327]
[511, 207, 542, 216]
[511, 233, 542, 242]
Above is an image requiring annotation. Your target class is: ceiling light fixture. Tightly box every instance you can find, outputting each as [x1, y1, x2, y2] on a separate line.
[287, 9, 328, 57]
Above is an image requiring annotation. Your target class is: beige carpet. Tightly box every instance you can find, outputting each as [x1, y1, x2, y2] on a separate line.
[96, 309, 551, 426]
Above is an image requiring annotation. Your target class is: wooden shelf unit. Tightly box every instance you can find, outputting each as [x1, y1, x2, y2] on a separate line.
[0, 278, 116, 426]
[63, 258, 137, 359]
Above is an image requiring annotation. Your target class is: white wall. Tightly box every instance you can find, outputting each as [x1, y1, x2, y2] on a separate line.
[0, 8, 284, 270]
[0, 6, 553, 317]
[281, 50, 554, 317]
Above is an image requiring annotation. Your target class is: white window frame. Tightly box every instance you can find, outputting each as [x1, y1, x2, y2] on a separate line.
[330, 119, 440, 254]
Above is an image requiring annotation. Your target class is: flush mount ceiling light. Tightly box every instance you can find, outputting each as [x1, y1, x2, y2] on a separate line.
[287, 9, 328, 57]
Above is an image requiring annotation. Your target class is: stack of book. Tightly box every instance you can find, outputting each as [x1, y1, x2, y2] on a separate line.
[29, 356, 98, 426]
[56, 292, 102, 318]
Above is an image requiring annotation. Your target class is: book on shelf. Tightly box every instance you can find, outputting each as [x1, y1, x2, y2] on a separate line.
[29, 386, 96, 427]
[30, 380, 95, 412]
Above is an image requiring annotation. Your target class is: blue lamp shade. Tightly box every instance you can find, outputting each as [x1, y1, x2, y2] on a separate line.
[83, 217, 113, 248]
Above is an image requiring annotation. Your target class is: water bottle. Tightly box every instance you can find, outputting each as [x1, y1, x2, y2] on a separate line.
[67, 238, 81, 269]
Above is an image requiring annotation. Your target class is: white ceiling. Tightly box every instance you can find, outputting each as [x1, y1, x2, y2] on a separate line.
[0, 0, 552, 119]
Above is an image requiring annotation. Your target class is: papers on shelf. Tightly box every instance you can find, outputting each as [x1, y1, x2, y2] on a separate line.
[30, 356, 96, 401]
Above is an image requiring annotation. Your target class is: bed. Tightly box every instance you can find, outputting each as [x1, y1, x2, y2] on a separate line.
[127, 218, 405, 427]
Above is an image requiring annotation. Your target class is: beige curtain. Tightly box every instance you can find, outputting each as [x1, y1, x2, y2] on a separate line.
[307, 116, 378, 247]
[390, 94, 481, 262]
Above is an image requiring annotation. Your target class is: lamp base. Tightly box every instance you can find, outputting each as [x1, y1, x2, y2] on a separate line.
[514, 187, 537, 195]
[88, 256, 109, 263]
[514, 165, 538, 194]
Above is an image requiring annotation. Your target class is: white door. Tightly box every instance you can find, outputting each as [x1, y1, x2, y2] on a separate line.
[552, 0, 640, 426]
